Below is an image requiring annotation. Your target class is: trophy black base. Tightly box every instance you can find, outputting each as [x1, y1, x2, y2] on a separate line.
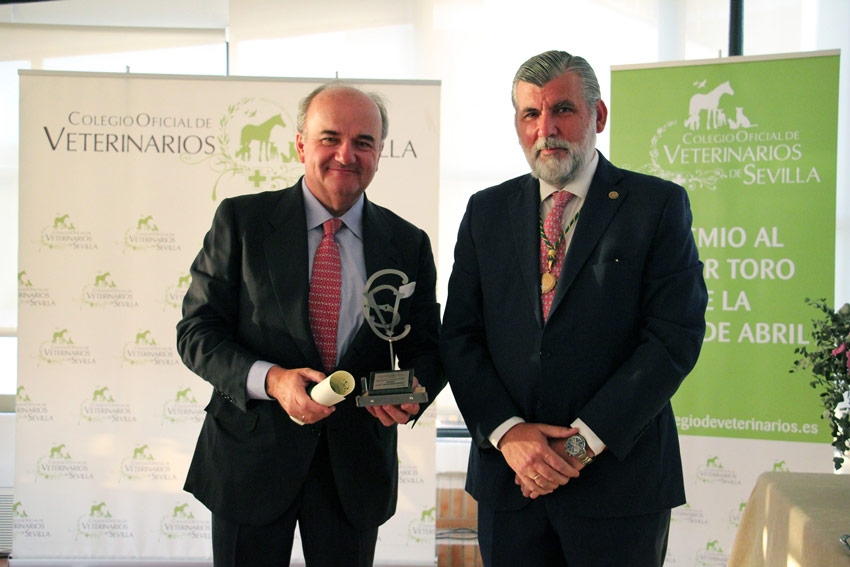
[355, 387, 429, 407]
[354, 369, 427, 407]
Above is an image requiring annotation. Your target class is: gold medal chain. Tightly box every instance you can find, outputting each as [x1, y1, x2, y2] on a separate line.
[540, 209, 580, 275]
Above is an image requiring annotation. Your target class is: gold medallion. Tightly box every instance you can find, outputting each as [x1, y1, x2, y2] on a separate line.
[541, 272, 557, 294]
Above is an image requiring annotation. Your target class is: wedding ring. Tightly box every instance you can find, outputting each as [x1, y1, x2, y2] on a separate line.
[532, 473, 541, 481]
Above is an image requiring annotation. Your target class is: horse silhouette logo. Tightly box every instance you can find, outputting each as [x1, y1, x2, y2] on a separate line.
[135, 330, 156, 345]
[93, 272, 116, 288]
[52, 328, 73, 344]
[49, 443, 71, 459]
[133, 444, 154, 460]
[682, 79, 758, 134]
[92, 386, 114, 402]
[89, 501, 111, 518]
[136, 215, 159, 231]
[18, 270, 32, 287]
[235, 114, 286, 161]
[172, 503, 195, 519]
[684, 81, 734, 131]
[12, 501, 28, 518]
[191, 99, 302, 200]
[17, 385, 31, 402]
[175, 387, 196, 403]
[53, 213, 75, 230]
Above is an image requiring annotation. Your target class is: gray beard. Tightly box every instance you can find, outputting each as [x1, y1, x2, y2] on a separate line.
[524, 135, 593, 188]
[530, 149, 585, 188]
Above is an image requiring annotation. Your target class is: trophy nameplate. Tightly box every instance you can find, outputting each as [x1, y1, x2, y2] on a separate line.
[355, 269, 429, 408]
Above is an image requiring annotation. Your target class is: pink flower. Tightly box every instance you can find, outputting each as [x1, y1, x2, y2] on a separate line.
[835, 343, 850, 371]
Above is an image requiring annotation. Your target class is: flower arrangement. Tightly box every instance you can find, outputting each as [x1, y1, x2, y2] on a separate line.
[791, 298, 850, 470]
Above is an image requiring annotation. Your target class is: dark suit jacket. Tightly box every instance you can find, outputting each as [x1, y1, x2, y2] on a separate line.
[177, 179, 444, 528]
[440, 153, 707, 517]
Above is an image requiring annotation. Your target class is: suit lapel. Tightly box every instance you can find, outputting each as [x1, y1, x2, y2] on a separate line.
[263, 182, 322, 367]
[509, 177, 546, 328]
[338, 197, 400, 369]
[550, 155, 626, 314]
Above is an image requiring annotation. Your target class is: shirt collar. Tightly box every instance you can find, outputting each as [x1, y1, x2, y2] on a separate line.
[302, 179, 364, 240]
[538, 149, 599, 203]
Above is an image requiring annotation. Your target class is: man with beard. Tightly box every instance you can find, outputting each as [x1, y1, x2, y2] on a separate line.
[440, 50, 708, 566]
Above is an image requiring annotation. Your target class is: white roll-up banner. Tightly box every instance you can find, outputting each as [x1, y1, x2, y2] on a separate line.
[15, 70, 440, 565]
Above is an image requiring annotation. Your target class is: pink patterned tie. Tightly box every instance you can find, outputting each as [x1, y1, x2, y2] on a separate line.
[540, 191, 573, 320]
[309, 218, 343, 373]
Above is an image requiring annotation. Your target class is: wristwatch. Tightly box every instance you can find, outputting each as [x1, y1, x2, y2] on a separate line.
[564, 434, 593, 465]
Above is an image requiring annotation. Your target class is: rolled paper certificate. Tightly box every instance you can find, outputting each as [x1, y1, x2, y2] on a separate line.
[290, 370, 355, 425]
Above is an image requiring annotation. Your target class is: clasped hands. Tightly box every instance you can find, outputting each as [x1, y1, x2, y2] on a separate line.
[266, 365, 418, 426]
[498, 423, 593, 500]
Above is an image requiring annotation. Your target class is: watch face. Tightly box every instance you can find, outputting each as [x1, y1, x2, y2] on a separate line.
[565, 435, 586, 455]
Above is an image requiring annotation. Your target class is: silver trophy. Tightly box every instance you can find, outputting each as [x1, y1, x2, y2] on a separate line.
[355, 269, 429, 407]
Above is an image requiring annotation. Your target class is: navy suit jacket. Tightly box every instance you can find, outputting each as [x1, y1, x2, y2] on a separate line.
[440, 153, 707, 517]
[177, 179, 444, 527]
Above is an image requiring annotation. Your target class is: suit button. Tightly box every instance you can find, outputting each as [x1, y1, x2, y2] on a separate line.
[539, 351, 551, 359]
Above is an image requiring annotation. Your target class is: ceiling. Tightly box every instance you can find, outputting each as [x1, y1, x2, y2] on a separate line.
[0, 0, 229, 28]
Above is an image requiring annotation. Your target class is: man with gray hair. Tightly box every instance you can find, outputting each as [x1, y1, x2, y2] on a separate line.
[441, 50, 707, 566]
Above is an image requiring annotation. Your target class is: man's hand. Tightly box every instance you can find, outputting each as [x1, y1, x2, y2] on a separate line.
[265, 365, 333, 424]
[366, 402, 418, 426]
[550, 435, 598, 470]
[365, 376, 421, 426]
[500, 423, 579, 499]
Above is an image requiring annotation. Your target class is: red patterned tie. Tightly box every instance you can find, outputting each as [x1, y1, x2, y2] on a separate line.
[309, 218, 343, 373]
[540, 191, 573, 320]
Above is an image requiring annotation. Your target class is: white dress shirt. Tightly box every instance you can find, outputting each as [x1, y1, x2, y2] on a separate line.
[246, 180, 367, 400]
[488, 151, 606, 456]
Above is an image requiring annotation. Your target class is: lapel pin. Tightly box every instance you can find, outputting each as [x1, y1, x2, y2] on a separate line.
[608, 191, 620, 200]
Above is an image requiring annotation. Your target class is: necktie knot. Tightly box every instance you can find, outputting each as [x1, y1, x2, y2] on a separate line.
[553, 189, 572, 208]
[323, 218, 343, 237]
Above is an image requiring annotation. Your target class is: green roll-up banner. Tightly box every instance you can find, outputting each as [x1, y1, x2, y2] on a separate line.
[612, 51, 839, 444]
